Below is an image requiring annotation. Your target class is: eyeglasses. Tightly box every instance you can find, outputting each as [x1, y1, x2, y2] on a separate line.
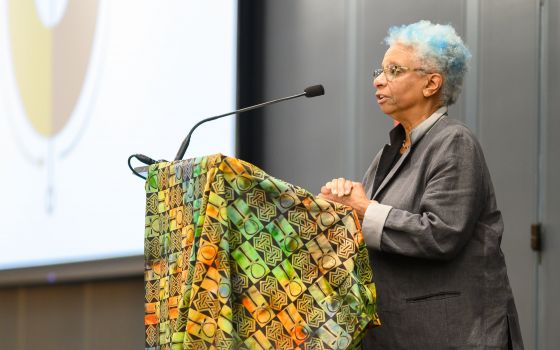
[373, 64, 427, 82]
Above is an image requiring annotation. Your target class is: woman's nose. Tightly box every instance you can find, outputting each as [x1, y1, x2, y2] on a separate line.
[373, 72, 387, 87]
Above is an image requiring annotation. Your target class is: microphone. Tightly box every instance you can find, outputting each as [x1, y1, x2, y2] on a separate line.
[303, 84, 325, 98]
[173, 84, 325, 161]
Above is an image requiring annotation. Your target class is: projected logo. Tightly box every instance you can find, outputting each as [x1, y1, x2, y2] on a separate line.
[2, 0, 102, 212]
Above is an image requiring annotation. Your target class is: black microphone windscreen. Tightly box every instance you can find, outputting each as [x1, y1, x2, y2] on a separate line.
[304, 85, 325, 98]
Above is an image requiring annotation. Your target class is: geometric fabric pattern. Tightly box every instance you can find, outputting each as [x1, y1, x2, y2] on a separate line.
[144, 154, 380, 350]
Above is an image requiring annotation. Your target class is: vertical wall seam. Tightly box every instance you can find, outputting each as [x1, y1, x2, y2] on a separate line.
[465, 0, 480, 136]
[16, 288, 25, 350]
[355, 0, 365, 179]
[83, 283, 93, 350]
[345, 0, 358, 179]
[536, 0, 548, 349]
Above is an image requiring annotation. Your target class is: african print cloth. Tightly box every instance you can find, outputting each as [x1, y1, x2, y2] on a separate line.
[144, 154, 380, 350]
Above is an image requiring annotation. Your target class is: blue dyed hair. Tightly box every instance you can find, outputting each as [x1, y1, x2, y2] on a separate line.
[385, 20, 471, 105]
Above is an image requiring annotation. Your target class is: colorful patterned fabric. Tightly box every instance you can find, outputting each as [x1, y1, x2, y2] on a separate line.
[144, 154, 380, 350]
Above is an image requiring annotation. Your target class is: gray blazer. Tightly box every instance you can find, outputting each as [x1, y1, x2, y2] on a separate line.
[360, 115, 523, 349]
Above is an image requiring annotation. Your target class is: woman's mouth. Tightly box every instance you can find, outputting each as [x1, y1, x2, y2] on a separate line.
[376, 94, 390, 104]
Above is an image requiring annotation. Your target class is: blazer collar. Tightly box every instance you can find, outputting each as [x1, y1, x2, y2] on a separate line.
[410, 106, 448, 146]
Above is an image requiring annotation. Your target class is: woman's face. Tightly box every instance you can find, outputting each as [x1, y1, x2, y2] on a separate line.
[373, 43, 428, 119]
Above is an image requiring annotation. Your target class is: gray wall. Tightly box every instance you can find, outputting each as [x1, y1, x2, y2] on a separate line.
[260, 0, 467, 189]
[477, 1, 540, 347]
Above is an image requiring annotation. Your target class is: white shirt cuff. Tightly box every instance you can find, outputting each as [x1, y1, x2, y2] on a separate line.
[362, 202, 392, 250]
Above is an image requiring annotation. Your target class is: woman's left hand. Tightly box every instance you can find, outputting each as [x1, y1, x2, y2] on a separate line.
[318, 178, 373, 219]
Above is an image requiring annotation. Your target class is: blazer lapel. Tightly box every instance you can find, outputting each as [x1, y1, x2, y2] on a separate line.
[372, 149, 411, 200]
[370, 124, 406, 200]
[369, 144, 392, 195]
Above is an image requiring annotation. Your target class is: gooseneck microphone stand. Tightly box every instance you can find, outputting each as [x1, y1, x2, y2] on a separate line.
[128, 84, 324, 179]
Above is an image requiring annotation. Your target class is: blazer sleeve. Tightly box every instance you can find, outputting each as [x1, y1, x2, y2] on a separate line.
[378, 127, 487, 260]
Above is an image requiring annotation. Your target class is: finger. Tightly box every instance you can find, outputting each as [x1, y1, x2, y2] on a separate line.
[320, 186, 331, 195]
[337, 178, 346, 197]
[331, 179, 338, 194]
[344, 181, 353, 195]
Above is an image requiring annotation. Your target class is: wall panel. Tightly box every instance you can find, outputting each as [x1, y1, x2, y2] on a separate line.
[24, 284, 86, 349]
[87, 279, 144, 349]
[0, 289, 18, 348]
[0, 277, 144, 350]
[542, 0, 560, 348]
[478, 0, 539, 346]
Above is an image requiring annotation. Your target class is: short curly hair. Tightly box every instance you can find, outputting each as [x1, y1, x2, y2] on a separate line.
[385, 20, 471, 105]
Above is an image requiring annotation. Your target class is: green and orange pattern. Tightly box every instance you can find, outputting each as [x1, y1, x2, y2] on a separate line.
[144, 154, 380, 350]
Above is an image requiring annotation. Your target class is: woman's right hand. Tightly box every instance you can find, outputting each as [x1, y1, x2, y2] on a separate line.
[321, 177, 354, 197]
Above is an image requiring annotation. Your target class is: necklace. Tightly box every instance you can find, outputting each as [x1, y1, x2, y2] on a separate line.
[401, 140, 410, 151]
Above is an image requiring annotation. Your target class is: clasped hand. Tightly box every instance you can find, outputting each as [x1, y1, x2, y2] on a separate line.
[317, 178, 373, 219]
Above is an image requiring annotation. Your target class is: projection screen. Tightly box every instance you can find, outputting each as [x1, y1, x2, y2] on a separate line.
[0, 0, 237, 282]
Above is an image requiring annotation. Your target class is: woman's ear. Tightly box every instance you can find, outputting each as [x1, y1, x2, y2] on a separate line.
[423, 73, 443, 98]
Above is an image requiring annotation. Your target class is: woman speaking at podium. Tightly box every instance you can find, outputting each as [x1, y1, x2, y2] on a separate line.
[319, 21, 523, 349]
